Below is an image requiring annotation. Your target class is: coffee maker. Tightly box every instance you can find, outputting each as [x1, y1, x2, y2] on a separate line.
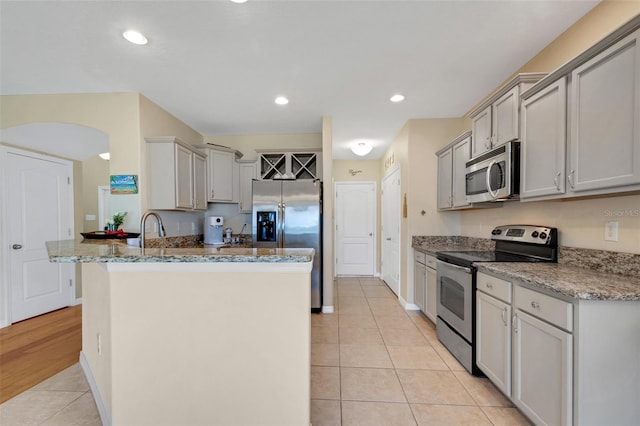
[204, 216, 224, 245]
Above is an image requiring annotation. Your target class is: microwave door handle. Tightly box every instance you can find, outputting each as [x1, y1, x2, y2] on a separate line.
[486, 160, 499, 199]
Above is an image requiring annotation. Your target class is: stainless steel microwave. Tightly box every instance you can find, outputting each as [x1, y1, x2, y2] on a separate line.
[465, 141, 520, 203]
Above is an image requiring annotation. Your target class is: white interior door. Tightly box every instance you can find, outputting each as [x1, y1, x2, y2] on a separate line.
[5, 148, 74, 323]
[335, 182, 375, 276]
[381, 168, 400, 295]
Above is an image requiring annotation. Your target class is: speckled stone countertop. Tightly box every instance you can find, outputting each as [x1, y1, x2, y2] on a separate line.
[411, 235, 640, 301]
[475, 263, 640, 301]
[46, 239, 313, 263]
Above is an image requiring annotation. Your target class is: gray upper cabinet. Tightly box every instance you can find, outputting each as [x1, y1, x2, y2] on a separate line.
[568, 28, 640, 193]
[520, 19, 640, 200]
[437, 131, 472, 210]
[470, 73, 546, 158]
[521, 77, 567, 200]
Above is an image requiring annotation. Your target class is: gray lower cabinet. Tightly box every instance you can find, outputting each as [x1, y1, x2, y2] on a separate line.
[424, 258, 437, 323]
[476, 270, 640, 425]
[413, 251, 426, 312]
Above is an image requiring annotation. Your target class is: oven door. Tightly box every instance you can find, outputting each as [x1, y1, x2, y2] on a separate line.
[436, 260, 473, 342]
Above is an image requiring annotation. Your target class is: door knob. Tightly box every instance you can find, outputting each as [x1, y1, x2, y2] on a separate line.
[369, 233, 373, 236]
[12, 244, 22, 249]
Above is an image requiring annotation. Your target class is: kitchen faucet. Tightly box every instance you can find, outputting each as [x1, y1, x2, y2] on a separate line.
[140, 211, 166, 248]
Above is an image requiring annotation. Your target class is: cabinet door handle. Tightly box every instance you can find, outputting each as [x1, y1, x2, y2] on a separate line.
[567, 169, 575, 189]
[531, 301, 540, 310]
[512, 314, 518, 333]
[553, 172, 561, 191]
[486, 283, 493, 290]
[501, 307, 507, 326]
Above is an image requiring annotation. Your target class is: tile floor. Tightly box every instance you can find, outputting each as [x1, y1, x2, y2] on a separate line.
[311, 276, 532, 426]
[0, 276, 532, 425]
[0, 363, 101, 425]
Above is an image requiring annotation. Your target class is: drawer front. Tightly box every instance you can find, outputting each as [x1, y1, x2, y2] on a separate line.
[425, 255, 437, 269]
[414, 250, 426, 265]
[515, 285, 573, 332]
[477, 272, 512, 303]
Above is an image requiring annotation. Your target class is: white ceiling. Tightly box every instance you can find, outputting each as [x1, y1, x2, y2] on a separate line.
[0, 0, 598, 160]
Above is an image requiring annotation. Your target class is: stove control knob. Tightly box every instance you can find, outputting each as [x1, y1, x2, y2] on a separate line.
[539, 232, 548, 240]
[531, 231, 539, 238]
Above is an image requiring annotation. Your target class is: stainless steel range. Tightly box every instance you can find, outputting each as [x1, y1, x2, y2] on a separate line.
[435, 225, 558, 375]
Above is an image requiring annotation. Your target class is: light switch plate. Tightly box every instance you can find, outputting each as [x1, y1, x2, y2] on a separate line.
[85, 214, 96, 221]
[605, 221, 618, 241]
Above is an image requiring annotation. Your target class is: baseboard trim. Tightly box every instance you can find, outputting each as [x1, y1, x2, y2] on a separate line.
[73, 298, 82, 306]
[79, 351, 111, 426]
[322, 305, 334, 314]
[399, 295, 420, 311]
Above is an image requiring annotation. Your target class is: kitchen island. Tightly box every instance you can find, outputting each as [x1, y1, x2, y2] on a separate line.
[47, 239, 314, 426]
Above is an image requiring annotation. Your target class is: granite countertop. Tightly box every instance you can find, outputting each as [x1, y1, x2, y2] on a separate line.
[411, 235, 640, 302]
[475, 262, 640, 301]
[46, 239, 314, 263]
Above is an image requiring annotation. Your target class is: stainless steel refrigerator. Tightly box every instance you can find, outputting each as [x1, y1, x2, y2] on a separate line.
[252, 180, 323, 312]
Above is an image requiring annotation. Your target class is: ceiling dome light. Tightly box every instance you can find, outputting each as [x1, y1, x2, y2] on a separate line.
[351, 142, 373, 157]
[123, 30, 148, 45]
[390, 94, 405, 103]
[98, 152, 110, 160]
[275, 96, 289, 105]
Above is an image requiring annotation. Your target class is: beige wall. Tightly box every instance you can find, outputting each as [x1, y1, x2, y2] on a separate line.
[81, 155, 110, 232]
[458, 1, 640, 254]
[204, 133, 322, 161]
[322, 117, 335, 310]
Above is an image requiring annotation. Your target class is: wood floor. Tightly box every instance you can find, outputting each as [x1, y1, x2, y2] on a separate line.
[0, 305, 82, 403]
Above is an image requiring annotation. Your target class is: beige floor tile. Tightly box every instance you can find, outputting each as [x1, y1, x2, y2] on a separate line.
[379, 327, 428, 346]
[311, 366, 341, 400]
[412, 318, 438, 342]
[312, 326, 340, 343]
[312, 313, 339, 328]
[387, 346, 449, 370]
[429, 339, 467, 371]
[342, 401, 416, 426]
[31, 363, 90, 392]
[481, 407, 533, 425]
[374, 314, 417, 330]
[339, 314, 378, 329]
[359, 277, 384, 286]
[453, 371, 512, 407]
[311, 399, 342, 426]
[411, 404, 492, 426]
[341, 367, 406, 403]
[312, 344, 340, 366]
[340, 344, 393, 368]
[397, 370, 475, 405]
[338, 303, 373, 316]
[339, 296, 370, 307]
[369, 302, 407, 317]
[338, 287, 365, 298]
[40, 392, 101, 426]
[0, 390, 85, 425]
[339, 327, 384, 345]
[337, 277, 361, 285]
[363, 286, 395, 298]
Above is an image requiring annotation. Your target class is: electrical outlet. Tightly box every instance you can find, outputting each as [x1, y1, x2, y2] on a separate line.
[605, 221, 619, 241]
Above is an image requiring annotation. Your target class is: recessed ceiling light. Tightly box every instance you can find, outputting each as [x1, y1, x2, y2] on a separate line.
[275, 96, 289, 105]
[123, 30, 148, 45]
[98, 152, 110, 161]
[230, 0, 248, 3]
[390, 94, 405, 103]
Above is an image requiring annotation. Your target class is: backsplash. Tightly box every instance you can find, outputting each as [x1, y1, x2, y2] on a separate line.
[412, 235, 640, 277]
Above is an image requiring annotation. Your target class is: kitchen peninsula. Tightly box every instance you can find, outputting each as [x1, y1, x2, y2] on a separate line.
[46, 239, 314, 426]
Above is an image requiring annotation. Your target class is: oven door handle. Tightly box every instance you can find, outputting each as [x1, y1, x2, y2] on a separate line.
[486, 160, 499, 199]
[437, 260, 471, 274]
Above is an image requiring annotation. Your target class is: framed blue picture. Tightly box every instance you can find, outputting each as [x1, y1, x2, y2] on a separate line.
[110, 175, 138, 194]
